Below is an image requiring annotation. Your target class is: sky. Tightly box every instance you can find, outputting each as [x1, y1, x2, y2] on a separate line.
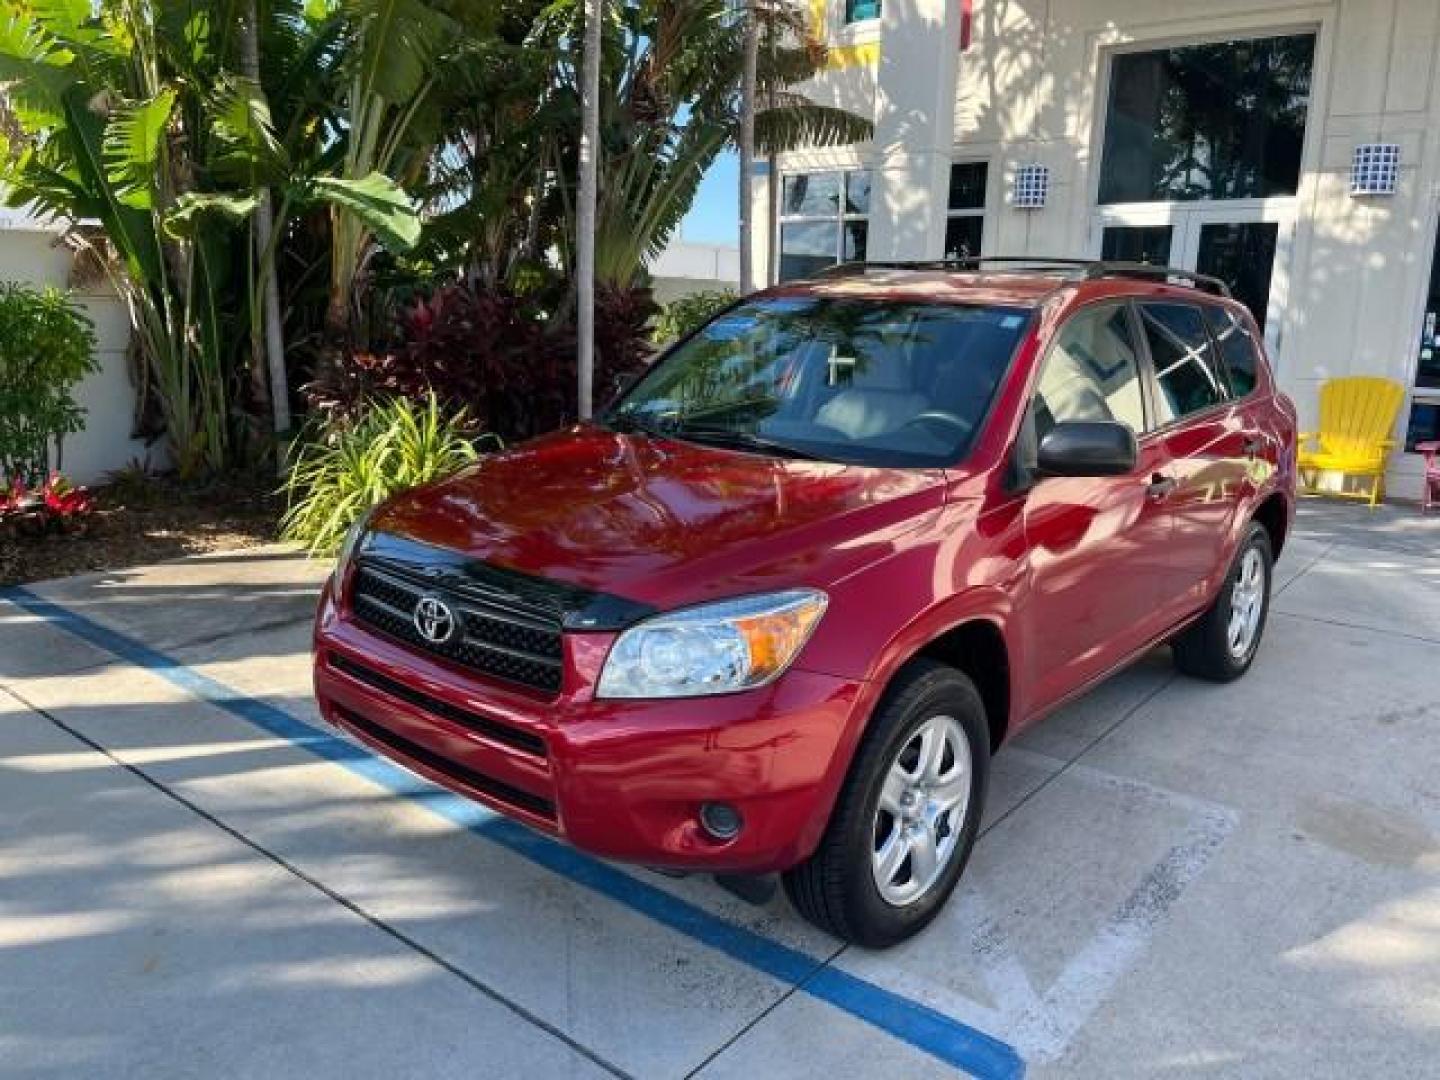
[677, 150, 740, 247]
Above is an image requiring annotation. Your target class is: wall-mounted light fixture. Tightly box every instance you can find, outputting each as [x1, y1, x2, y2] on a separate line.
[1012, 164, 1050, 209]
[1351, 143, 1400, 196]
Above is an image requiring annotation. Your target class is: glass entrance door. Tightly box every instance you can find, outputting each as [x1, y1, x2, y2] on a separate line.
[1403, 219, 1440, 451]
[1095, 204, 1293, 352]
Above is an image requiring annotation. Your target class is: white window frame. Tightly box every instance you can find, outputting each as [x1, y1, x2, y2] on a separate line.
[944, 160, 989, 260]
[775, 170, 870, 281]
[1090, 201, 1296, 357]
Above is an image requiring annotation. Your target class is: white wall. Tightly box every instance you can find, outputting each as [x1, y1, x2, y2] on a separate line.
[0, 219, 154, 486]
[649, 239, 740, 305]
[770, 0, 1440, 499]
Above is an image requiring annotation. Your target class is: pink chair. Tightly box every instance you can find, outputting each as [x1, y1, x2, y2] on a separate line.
[1419, 441, 1440, 512]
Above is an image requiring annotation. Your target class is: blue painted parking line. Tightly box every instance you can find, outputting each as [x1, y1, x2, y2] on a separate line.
[3, 586, 1024, 1080]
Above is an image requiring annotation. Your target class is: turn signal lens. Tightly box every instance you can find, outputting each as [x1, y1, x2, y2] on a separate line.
[596, 590, 828, 699]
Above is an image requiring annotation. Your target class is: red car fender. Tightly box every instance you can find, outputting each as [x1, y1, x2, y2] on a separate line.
[786, 585, 1017, 863]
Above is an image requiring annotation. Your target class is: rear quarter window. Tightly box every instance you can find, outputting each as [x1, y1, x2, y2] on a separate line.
[1138, 302, 1230, 424]
[1203, 304, 1262, 397]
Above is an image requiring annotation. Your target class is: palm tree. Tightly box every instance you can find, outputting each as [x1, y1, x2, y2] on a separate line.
[324, 0, 456, 346]
[577, 0, 603, 420]
[738, 0, 759, 294]
[0, 0, 425, 473]
[550, 0, 869, 293]
[239, 0, 291, 437]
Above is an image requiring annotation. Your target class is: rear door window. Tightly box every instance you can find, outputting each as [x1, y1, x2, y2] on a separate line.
[1138, 302, 1230, 424]
[1032, 302, 1147, 442]
[1203, 304, 1261, 397]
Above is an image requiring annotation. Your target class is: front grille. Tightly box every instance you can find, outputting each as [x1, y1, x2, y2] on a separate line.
[328, 651, 547, 758]
[350, 563, 564, 694]
[334, 704, 556, 820]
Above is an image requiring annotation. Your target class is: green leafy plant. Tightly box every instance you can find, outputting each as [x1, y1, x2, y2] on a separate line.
[280, 392, 486, 556]
[100, 455, 162, 507]
[0, 0, 425, 471]
[0, 283, 98, 483]
[651, 289, 737, 345]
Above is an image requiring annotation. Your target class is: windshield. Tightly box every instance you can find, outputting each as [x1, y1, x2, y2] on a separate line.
[608, 297, 1030, 467]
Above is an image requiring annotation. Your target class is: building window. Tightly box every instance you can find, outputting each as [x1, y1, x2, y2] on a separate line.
[778, 171, 870, 281]
[944, 162, 987, 260]
[1099, 34, 1316, 204]
[845, 0, 880, 24]
[1406, 225, 1440, 450]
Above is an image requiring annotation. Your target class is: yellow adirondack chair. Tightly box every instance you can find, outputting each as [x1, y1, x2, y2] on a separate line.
[1298, 376, 1406, 507]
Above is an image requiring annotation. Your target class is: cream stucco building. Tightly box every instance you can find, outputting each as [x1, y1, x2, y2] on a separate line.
[751, 0, 1440, 499]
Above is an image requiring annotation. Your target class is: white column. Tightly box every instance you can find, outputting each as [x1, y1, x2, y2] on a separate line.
[866, 0, 962, 262]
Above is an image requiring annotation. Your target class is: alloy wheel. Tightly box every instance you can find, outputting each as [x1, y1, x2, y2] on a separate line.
[1227, 546, 1266, 659]
[871, 714, 972, 907]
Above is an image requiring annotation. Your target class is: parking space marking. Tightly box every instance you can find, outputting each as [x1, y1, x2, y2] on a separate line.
[1, 586, 1026, 1080]
[983, 750, 1238, 1059]
[833, 747, 1239, 1064]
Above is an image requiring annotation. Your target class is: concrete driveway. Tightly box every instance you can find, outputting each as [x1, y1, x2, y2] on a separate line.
[2, 503, 1437, 1078]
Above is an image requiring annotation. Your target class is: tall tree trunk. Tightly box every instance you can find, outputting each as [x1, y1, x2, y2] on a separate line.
[738, 1, 759, 294]
[238, 0, 291, 436]
[576, 0, 602, 421]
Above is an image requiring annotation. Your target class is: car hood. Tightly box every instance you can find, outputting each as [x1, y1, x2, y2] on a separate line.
[371, 424, 947, 611]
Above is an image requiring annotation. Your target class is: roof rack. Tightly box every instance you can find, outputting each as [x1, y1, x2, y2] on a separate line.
[816, 256, 1233, 298]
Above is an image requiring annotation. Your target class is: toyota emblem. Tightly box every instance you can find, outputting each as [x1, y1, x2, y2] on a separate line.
[413, 595, 457, 645]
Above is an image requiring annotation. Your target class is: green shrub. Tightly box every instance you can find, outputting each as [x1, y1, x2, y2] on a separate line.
[0, 284, 98, 483]
[280, 394, 489, 557]
[651, 289, 739, 346]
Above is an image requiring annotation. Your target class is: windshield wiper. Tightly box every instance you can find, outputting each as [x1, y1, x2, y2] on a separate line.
[671, 425, 823, 461]
[605, 412, 672, 439]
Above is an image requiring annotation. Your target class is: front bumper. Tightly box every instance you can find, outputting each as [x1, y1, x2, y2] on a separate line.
[312, 578, 865, 872]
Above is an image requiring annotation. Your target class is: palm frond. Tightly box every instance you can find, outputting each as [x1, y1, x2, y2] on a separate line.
[208, 75, 291, 183]
[0, 12, 75, 128]
[102, 87, 176, 209]
[343, 0, 457, 106]
[755, 100, 873, 153]
[307, 171, 421, 252]
[28, 0, 125, 56]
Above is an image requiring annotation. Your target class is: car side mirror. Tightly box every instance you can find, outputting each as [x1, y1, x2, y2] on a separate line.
[1036, 421, 1137, 477]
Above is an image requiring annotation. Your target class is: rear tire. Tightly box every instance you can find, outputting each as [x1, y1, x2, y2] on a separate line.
[782, 659, 989, 948]
[1171, 521, 1273, 682]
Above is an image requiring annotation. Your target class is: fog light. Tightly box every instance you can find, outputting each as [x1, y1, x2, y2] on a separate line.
[699, 802, 743, 841]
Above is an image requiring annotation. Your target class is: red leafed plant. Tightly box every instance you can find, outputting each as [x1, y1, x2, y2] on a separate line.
[41, 475, 95, 520]
[0, 473, 95, 536]
[308, 284, 657, 444]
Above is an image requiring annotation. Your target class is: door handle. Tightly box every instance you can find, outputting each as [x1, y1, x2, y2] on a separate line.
[1147, 474, 1178, 501]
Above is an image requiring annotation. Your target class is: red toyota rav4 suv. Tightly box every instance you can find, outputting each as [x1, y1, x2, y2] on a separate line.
[313, 260, 1297, 947]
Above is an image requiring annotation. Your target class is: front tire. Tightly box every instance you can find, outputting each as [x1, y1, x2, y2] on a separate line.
[1171, 521, 1273, 682]
[782, 659, 989, 948]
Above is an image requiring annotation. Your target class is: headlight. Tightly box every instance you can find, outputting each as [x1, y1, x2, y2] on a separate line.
[597, 589, 828, 699]
[334, 507, 375, 582]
